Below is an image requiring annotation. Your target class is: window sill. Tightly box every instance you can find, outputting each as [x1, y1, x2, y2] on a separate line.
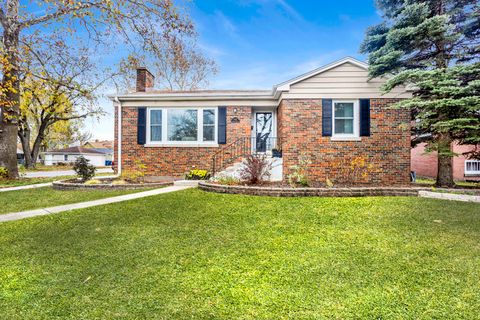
[144, 143, 219, 148]
[330, 136, 362, 142]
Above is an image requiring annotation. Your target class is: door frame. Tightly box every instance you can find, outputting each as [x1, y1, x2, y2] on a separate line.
[252, 109, 277, 153]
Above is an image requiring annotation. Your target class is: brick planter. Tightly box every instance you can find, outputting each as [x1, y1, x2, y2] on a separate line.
[53, 180, 173, 191]
[199, 182, 427, 197]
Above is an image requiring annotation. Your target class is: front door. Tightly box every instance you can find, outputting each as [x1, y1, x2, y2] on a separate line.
[255, 112, 273, 153]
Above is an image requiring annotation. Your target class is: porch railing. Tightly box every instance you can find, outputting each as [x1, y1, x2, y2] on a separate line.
[212, 137, 281, 176]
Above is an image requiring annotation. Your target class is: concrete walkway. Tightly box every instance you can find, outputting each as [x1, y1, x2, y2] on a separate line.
[419, 190, 480, 203]
[0, 182, 53, 193]
[0, 186, 192, 223]
[25, 168, 114, 178]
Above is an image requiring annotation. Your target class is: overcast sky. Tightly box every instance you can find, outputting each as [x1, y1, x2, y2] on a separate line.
[87, 0, 382, 140]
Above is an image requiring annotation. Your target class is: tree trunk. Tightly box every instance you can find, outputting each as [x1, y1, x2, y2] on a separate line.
[436, 135, 454, 187]
[18, 128, 35, 169]
[0, 0, 20, 178]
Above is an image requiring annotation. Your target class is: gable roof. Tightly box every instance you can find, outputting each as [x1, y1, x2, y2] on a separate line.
[44, 146, 107, 155]
[90, 148, 113, 154]
[111, 56, 381, 103]
[84, 140, 114, 149]
[274, 57, 369, 92]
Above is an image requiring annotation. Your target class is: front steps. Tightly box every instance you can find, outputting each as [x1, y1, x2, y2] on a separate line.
[214, 157, 283, 182]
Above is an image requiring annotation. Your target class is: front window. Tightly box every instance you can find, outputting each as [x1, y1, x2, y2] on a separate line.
[168, 109, 198, 141]
[333, 101, 359, 137]
[465, 160, 480, 175]
[150, 110, 162, 142]
[147, 108, 217, 144]
[203, 109, 215, 142]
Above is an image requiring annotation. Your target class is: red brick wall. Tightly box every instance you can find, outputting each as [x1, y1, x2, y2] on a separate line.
[411, 143, 480, 181]
[277, 99, 411, 185]
[114, 106, 252, 177]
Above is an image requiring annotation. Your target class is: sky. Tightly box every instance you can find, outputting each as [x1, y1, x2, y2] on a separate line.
[86, 0, 383, 140]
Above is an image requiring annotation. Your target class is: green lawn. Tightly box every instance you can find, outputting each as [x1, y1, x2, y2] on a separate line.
[0, 189, 479, 319]
[415, 177, 480, 188]
[0, 176, 74, 188]
[0, 173, 113, 188]
[0, 187, 145, 214]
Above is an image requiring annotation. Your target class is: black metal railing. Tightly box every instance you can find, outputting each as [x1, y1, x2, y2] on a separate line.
[212, 137, 281, 176]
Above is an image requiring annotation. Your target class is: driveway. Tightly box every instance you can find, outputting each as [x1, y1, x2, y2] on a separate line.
[24, 168, 114, 178]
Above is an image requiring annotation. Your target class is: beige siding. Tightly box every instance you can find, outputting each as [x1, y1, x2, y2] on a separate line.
[287, 62, 411, 99]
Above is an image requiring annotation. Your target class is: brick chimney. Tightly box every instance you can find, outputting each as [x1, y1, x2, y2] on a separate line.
[136, 67, 155, 92]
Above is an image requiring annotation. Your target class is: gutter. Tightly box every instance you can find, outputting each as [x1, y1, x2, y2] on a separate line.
[114, 96, 122, 177]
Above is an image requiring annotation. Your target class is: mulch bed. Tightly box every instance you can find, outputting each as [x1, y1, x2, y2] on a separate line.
[53, 178, 173, 191]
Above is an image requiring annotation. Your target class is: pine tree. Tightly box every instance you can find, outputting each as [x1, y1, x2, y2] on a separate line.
[360, 0, 480, 187]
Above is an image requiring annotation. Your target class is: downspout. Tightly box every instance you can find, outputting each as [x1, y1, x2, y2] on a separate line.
[114, 96, 122, 176]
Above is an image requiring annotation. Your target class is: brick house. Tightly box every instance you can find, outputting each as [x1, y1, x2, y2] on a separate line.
[112, 57, 412, 185]
[411, 143, 480, 181]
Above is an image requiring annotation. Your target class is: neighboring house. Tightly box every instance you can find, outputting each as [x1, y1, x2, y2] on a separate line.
[84, 140, 114, 149]
[112, 57, 412, 185]
[411, 143, 480, 181]
[43, 146, 109, 167]
[83, 140, 114, 165]
[16, 145, 25, 165]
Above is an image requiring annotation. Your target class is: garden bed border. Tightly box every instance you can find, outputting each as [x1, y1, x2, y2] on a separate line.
[199, 182, 432, 197]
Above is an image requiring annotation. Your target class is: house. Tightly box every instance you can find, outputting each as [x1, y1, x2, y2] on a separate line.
[42, 146, 110, 167]
[83, 140, 114, 165]
[16, 144, 25, 165]
[83, 140, 114, 149]
[411, 143, 480, 181]
[112, 57, 412, 185]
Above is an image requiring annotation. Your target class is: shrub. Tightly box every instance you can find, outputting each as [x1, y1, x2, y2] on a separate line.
[215, 176, 240, 185]
[288, 153, 311, 187]
[112, 179, 128, 185]
[0, 166, 8, 179]
[336, 156, 379, 185]
[84, 179, 102, 185]
[73, 156, 96, 182]
[185, 169, 211, 180]
[239, 154, 272, 185]
[121, 160, 147, 183]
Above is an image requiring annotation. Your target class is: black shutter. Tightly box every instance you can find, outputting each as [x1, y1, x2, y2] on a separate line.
[360, 99, 371, 137]
[137, 107, 147, 145]
[322, 99, 333, 136]
[218, 106, 227, 144]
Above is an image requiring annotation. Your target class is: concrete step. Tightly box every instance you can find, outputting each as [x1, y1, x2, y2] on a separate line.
[174, 180, 200, 187]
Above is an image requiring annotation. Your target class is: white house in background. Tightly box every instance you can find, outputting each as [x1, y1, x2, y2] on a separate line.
[42, 146, 110, 167]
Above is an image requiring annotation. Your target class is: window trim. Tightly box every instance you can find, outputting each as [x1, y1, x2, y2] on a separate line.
[149, 109, 163, 142]
[332, 100, 360, 138]
[146, 107, 218, 146]
[465, 159, 480, 176]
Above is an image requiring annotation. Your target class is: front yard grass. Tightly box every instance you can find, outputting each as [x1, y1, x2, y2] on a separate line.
[0, 173, 114, 188]
[0, 187, 146, 214]
[0, 189, 479, 319]
[415, 177, 480, 188]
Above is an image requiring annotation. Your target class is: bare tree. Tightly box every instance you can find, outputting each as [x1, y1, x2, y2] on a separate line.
[119, 36, 218, 91]
[0, 0, 193, 178]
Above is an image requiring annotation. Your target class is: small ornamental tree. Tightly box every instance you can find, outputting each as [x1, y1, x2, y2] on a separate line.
[360, 0, 480, 187]
[73, 156, 96, 182]
[240, 154, 272, 185]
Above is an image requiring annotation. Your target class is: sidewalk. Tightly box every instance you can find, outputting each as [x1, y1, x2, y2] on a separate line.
[0, 186, 192, 223]
[0, 182, 52, 193]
